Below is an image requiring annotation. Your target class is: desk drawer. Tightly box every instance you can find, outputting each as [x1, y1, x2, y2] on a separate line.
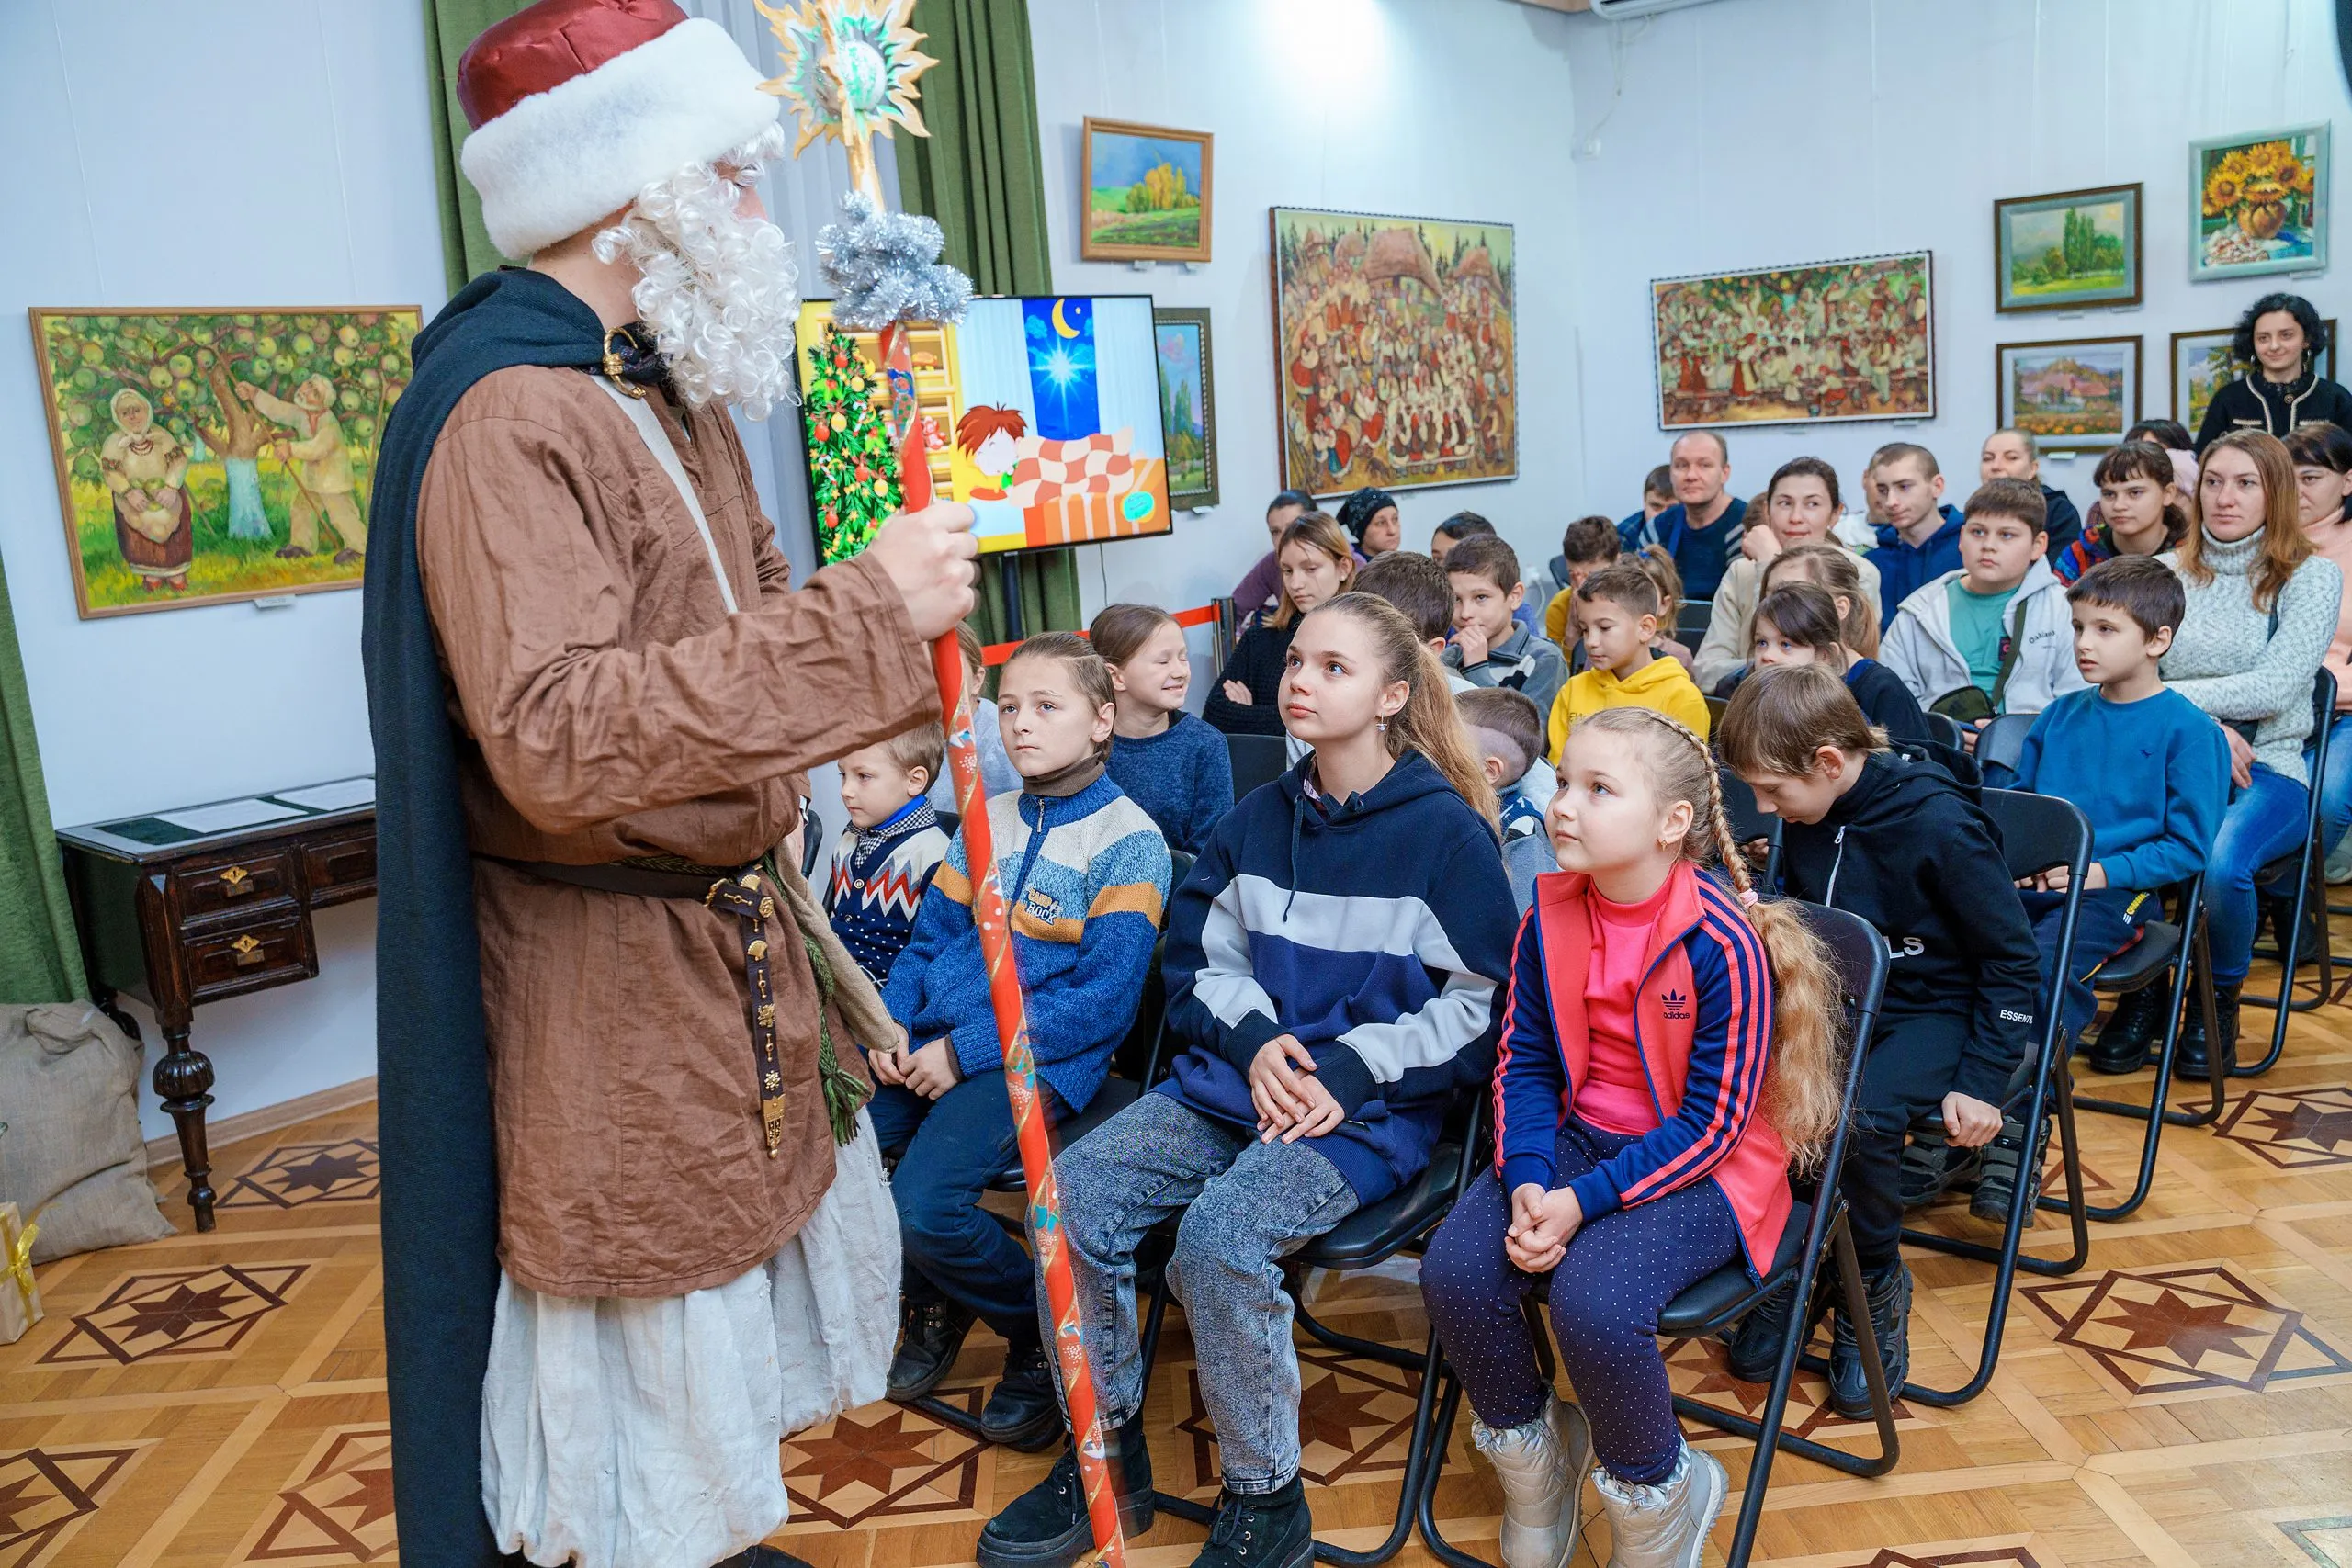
[186, 912, 315, 999]
[175, 850, 295, 921]
[304, 831, 377, 904]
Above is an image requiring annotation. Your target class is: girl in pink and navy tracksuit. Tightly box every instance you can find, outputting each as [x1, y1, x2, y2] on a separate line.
[1421, 705, 1843, 1567]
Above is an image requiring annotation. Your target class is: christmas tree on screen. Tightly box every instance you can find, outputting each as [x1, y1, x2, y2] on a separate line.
[803, 322, 902, 563]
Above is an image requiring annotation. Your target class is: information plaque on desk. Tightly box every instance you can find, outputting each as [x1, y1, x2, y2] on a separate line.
[57, 777, 379, 1232]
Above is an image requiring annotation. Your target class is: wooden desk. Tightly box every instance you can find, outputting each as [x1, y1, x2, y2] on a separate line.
[57, 779, 377, 1232]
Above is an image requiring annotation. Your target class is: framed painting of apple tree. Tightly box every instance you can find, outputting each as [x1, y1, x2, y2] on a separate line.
[31, 306, 419, 617]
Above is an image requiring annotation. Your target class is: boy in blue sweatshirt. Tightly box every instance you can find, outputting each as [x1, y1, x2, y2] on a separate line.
[876, 635, 1170, 1449]
[2019, 557, 2230, 1075]
[1867, 442, 1967, 627]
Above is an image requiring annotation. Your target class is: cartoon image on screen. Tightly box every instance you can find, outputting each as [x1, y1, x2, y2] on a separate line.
[797, 294, 1170, 558]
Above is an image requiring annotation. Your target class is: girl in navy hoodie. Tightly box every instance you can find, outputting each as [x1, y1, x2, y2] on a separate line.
[1421, 706, 1845, 1567]
[975, 594, 1517, 1568]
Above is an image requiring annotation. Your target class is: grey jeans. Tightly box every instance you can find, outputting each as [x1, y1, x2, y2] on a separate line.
[1040, 1089, 1359, 1494]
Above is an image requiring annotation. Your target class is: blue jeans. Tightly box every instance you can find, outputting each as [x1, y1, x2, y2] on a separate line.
[2311, 712, 2352, 858]
[1046, 1090, 1358, 1494]
[2206, 763, 2312, 986]
[869, 1076, 1048, 1347]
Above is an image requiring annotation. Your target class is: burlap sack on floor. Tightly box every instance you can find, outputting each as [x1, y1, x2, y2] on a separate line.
[0, 1003, 174, 1260]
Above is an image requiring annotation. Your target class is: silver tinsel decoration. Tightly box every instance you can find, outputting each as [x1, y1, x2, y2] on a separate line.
[817, 191, 973, 331]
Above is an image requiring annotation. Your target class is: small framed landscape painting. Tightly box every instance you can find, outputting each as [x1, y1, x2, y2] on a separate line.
[2172, 321, 2337, 431]
[2190, 124, 2328, 281]
[1080, 118, 1212, 264]
[1996, 336, 2142, 452]
[30, 305, 419, 618]
[1994, 183, 2142, 311]
[1153, 307, 1218, 509]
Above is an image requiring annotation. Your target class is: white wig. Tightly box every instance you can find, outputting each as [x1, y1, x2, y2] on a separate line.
[594, 121, 798, 419]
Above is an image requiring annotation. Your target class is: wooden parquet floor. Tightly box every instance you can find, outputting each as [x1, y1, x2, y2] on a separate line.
[8, 957, 2352, 1568]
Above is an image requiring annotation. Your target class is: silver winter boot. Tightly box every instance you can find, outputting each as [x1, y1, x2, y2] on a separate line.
[1470, 1396, 1592, 1568]
[1592, 1444, 1726, 1568]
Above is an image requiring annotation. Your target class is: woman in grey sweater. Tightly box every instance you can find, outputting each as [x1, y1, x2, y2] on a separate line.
[2158, 430, 2343, 1066]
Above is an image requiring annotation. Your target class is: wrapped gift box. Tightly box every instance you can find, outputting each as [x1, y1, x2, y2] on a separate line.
[1, 1201, 40, 1346]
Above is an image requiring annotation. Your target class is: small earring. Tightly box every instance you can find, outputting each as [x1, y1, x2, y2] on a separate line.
[1377, 716, 1388, 733]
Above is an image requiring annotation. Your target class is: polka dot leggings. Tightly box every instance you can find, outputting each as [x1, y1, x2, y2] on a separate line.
[1421, 1120, 1742, 1486]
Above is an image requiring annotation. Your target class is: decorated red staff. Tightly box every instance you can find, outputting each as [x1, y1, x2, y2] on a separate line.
[757, 7, 1130, 1568]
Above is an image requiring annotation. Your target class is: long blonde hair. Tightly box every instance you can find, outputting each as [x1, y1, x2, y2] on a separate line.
[1568, 707, 1847, 1169]
[1307, 592, 1499, 830]
[1268, 511, 1358, 629]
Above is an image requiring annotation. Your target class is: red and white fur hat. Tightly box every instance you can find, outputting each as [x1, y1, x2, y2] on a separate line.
[457, 0, 779, 260]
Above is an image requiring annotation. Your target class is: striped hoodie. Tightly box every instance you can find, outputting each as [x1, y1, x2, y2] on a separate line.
[884, 771, 1170, 1114]
[1492, 862, 1792, 1280]
[1159, 751, 1517, 1203]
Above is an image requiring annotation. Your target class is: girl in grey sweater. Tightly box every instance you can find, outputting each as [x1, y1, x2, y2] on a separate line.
[2157, 430, 2343, 1064]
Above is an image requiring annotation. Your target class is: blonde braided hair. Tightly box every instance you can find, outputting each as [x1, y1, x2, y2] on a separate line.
[1564, 707, 1847, 1169]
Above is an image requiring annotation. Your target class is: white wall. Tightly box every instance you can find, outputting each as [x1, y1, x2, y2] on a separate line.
[1563, 0, 2352, 522]
[0, 1, 447, 1137]
[1026, 0, 1587, 620]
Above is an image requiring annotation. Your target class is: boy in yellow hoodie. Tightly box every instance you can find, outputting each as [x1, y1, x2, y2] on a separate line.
[1546, 562, 1712, 760]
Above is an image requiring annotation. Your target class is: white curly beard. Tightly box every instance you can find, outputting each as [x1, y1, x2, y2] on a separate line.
[594, 123, 799, 419]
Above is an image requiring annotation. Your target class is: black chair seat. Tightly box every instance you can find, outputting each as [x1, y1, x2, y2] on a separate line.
[988, 1077, 1142, 1191]
[2091, 920, 2179, 993]
[1657, 1200, 1811, 1337]
[1294, 1141, 1463, 1269]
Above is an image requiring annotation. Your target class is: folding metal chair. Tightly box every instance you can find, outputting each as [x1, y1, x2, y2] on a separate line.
[2238, 669, 2339, 1076]
[2065, 874, 2225, 1221]
[1704, 693, 1730, 734]
[1227, 732, 1293, 800]
[1676, 597, 1714, 644]
[1896, 789, 2092, 1409]
[1973, 711, 2036, 785]
[1923, 710, 1966, 751]
[1718, 765, 1782, 890]
[1414, 902, 1895, 1568]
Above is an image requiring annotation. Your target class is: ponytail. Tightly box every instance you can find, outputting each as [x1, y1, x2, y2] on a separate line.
[1568, 707, 1847, 1170]
[1309, 592, 1499, 831]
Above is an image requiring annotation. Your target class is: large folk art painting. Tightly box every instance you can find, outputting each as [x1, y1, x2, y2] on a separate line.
[31, 307, 419, 617]
[1271, 207, 1517, 496]
[1651, 252, 1934, 430]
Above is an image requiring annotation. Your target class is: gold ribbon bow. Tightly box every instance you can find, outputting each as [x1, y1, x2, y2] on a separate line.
[5, 1212, 39, 1318]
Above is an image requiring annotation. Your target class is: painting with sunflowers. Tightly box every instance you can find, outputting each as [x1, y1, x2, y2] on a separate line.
[2190, 125, 2329, 281]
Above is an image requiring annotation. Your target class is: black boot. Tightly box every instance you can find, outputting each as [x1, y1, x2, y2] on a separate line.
[1896, 1128, 1960, 1210]
[712, 1549, 812, 1568]
[2086, 983, 2168, 1076]
[1969, 1111, 2052, 1226]
[1720, 1268, 1831, 1383]
[2175, 981, 2243, 1078]
[887, 1297, 974, 1402]
[975, 1410, 1156, 1568]
[981, 1337, 1063, 1450]
[1829, 1259, 1911, 1419]
[1193, 1477, 1314, 1568]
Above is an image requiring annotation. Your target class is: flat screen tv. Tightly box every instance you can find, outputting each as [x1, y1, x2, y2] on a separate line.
[794, 294, 1172, 561]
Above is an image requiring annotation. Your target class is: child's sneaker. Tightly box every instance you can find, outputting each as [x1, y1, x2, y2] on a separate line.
[1471, 1396, 1591, 1568]
[974, 1412, 1155, 1568]
[1829, 1260, 1911, 1419]
[1969, 1111, 2052, 1226]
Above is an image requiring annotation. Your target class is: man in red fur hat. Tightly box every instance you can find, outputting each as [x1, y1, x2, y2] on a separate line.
[362, 3, 975, 1565]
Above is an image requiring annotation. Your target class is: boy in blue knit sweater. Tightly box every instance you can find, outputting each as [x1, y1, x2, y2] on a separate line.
[876, 634, 1170, 1450]
[824, 722, 952, 984]
[1978, 557, 2230, 1216]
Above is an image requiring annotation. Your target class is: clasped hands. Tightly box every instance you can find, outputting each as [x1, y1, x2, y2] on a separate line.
[868, 1035, 961, 1099]
[1249, 1035, 1345, 1144]
[1506, 1183, 1584, 1273]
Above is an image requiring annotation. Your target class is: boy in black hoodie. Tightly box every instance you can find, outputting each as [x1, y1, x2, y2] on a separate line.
[1716, 665, 2041, 1415]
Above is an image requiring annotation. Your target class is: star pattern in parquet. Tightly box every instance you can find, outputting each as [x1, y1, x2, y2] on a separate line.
[4, 953, 2350, 1568]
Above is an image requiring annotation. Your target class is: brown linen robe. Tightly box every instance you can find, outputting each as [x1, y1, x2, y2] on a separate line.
[416, 365, 933, 1297]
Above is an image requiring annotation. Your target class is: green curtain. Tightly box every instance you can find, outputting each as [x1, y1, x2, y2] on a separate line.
[0, 553, 85, 1003]
[898, 0, 1080, 639]
[424, 0, 535, 297]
